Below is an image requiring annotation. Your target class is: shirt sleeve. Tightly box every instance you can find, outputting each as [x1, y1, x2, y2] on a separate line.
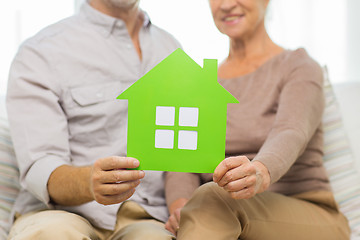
[6, 41, 70, 204]
[253, 55, 325, 184]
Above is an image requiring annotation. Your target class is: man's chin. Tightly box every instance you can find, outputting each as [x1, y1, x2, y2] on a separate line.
[108, 0, 139, 9]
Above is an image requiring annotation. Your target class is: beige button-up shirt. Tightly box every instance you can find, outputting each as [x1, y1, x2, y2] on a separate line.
[7, 1, 180, 230]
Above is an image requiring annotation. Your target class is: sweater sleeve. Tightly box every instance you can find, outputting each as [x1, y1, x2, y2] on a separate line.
[253, 53, 325, 184]
[165, 172, 201, 206]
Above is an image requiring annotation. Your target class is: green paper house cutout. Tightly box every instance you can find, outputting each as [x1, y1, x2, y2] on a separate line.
[117, 48, 238, 173]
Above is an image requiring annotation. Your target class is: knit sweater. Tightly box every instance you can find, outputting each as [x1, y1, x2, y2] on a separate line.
[165, 49, 331, 206]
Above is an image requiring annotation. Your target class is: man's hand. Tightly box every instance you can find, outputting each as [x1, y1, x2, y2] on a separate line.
[213, 156, 270, 199]
[165, 198, 188, 236]
[90, 156, 145, 205]
[48, 156, 144, 206]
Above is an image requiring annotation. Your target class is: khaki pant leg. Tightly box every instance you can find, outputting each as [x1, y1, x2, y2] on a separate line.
[177, 182, 350, 240]
[103, 201, 175, 240]
[7, 210, 100, 240]
[111, 222, 174, 240]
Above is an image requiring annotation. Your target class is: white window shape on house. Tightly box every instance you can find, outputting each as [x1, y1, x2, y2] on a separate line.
[179, 107, 198, 127]
[155, 106, 198, 150]
[178, 130, 198, 150]
[156, 106, 175, 126]
[155, 129, 174, 149]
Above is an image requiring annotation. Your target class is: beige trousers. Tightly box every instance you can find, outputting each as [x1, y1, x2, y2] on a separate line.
[7, 201, 175, 240]
[177, 182, 350, 240]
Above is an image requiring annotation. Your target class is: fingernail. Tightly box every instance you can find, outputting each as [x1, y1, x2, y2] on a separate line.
[213, 175, 218, 182]
[133, 159, 139, 167]
[139, 171, 145, 178]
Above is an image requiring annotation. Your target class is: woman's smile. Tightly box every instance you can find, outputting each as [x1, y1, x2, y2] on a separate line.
[222, 14, 245, 25]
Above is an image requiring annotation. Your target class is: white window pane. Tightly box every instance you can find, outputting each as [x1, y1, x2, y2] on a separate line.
[156, 106, 175, 126]
[179, 107, 198, 127]
[178, 130, 197, 150]
[155, 130, 174, 149]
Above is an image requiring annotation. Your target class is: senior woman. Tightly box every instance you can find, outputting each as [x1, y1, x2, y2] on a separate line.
[164, 0, 350, 239]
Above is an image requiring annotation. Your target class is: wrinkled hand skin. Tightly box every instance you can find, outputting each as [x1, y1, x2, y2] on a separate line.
[90, 156, 145, 205]
[213, 156, 270, 199]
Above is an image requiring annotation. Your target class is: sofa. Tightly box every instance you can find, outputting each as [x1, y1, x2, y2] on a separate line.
[0, 75, 359, 239]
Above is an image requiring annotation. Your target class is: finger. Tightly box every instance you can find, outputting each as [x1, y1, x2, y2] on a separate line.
[213, 156, 248, 183]
[174, 208, 181, 224]
[228, 186, 256, 200]
[95, 188, 136, 205]
[94, 180, 141, 196]
[168, 214, 179, 235]
[95, 157, 140, 171]
[217, 162, 256, 187]
[165, 220, 176, 235]
[97, 170, 145, 184]
[222, 174, 256, 192]
[216, 167, 245, 187]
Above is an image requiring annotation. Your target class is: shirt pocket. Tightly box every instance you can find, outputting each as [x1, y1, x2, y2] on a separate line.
[70, 81, 123, 107]
[66, 81, 128, 148]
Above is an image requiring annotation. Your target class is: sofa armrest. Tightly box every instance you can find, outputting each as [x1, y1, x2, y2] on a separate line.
[333, 82, 360, 174]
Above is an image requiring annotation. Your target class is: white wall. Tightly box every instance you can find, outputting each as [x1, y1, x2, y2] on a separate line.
[266, 0, 348, 83]
[140, 0, 229, 66]
[141, 0, 360, 84]
[346, 0, 360, 82]
[1, 0, 360, 97]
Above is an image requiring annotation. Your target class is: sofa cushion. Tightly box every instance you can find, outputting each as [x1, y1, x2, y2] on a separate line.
[0, 116, 19, 239]
[322, 69, 360, 239]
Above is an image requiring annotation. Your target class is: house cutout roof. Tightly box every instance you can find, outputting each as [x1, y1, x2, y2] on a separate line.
[118, 48, 238, 104]
[117, 48, 239, 173]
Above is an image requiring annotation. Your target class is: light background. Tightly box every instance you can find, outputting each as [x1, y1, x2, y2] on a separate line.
[1, 0, 359, 97]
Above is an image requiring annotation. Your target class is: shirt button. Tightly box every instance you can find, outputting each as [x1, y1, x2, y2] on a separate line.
[127, 44, 132, 49]
[96, 92, 103, 98]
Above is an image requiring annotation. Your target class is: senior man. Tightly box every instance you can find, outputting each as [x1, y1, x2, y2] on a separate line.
[6, 0, 180, 239]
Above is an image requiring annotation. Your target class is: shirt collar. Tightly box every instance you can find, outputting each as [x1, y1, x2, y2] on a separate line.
[80, 0, 151, 38]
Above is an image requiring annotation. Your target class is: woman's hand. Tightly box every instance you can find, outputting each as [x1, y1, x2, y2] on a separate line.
[165, 198, 188, 236]
[213, 156, 270, 199]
